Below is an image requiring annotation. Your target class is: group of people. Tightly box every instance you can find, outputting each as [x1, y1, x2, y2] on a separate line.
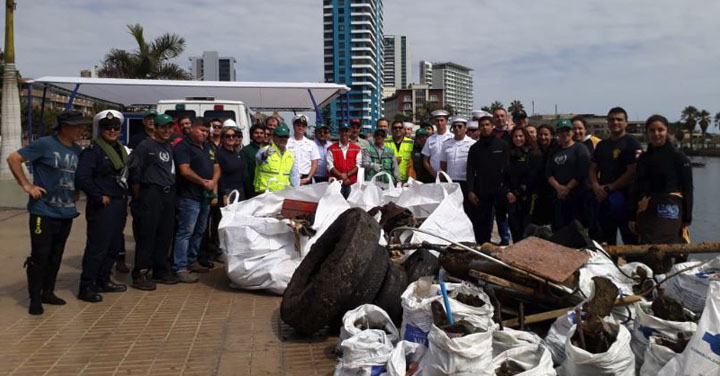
[6, 104, 692, 315]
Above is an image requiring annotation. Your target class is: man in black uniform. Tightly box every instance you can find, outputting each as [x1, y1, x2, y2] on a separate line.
[128, 109, 157, 149]
[466, 116, 510, 244]
[75, 110, 129, 302]
[589, 107, 642, 245]
[127, 113, 178, 290]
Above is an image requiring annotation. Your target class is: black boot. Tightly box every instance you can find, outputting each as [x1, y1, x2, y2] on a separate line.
[25, 257, 43, 315]
[78, 284, 103, 303]
[96, 280, 127, 293]
[41, 292, 66, 305]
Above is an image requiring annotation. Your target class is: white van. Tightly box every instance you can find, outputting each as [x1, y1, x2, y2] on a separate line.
[156, 97, 252, 144]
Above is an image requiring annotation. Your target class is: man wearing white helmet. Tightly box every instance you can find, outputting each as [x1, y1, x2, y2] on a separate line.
[421, 109, 453, 179]
[287, 115, 320, 185]
[75, 110, 130, 303]
[403, 122, 414, 138]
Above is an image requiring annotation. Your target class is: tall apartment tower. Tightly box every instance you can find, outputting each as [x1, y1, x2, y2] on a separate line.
[189, 51, 237, 81]
[419, 60, 433, 85]
[382, 35, 410, 98]
[323, 0, 384, 129]
[430, 62, 473, 118]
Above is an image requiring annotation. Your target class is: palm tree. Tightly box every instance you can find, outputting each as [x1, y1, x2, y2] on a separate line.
[480, 106, 491, 112]
[508, 100, 524, 114]
[697, 109, 710, 149]
[715, 112, 720, 132]
[98, 24, 191, 80]
[489, 101, 504, 112]
[680, 106, 698, 149]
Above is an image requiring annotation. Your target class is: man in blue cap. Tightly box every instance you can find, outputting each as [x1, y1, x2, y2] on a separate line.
[6, 111, 85, 315]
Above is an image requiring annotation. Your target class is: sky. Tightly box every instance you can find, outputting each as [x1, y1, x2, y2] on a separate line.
[5, 0, 720, 123]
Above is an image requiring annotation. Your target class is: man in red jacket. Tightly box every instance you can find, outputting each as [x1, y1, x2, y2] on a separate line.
[327, 124, 362, 198]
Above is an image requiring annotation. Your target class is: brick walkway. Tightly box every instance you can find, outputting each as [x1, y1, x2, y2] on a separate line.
[0, 206, 337, 376]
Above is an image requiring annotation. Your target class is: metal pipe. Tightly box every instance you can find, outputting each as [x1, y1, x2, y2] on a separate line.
[388, 227, 574, 294]
[38, 85, 47, 137]
[25, 82, 32, 141]
[64, 83, 80, 112]
[604, 241, 720, 256]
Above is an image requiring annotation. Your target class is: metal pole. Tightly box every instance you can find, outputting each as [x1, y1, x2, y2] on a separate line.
[38, 85, 48, 137]
[64, 83, 80, 112]
[25, 82, 32, 141]
[307, 89, 323, 124]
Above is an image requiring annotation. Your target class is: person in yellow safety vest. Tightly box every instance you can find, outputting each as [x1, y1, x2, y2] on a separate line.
[385, 120, 414, 182]
[253, 123, 299, 193]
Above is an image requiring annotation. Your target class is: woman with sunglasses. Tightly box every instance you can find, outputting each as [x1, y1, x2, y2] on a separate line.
[75, 110, 130, 303]
[216, 126, 249, 206]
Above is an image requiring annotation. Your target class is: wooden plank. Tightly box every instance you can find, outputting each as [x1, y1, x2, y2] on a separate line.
[468, 269, 534, 295]
[501, 295, 642, 328]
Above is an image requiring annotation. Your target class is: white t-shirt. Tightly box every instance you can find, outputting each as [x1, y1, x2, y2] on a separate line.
[421, 130, 453, 171]
[440, 135, 475, 181]
[287, 136, 320, 175]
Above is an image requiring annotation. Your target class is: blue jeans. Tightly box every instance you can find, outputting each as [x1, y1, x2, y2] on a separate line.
[173, 197, 210, 272]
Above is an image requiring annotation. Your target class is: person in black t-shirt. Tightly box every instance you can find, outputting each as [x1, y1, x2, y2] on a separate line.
[531, 124, 558, 226]
[545, 120, 592, 231]
[629, 115, 692, 266]
[589, 107, 642, 245]
[216, 126, 249, 205]
[128, 109, 157, 150]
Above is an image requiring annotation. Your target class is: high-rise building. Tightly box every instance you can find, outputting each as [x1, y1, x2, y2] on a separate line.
[323, 0, 383, 129]
[428, 62, 473, 118]
[419, 60, 433, 85]
[189, 51, 237, 81]
[382, 35, 410, 98]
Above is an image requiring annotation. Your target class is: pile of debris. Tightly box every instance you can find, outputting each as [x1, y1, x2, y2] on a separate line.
[279, 206, 720, 375]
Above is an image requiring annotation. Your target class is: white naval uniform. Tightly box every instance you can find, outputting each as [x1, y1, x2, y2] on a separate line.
[287, 136, 320, 175]
[440, 135, 475, 181]
[421, 130, 453, 172]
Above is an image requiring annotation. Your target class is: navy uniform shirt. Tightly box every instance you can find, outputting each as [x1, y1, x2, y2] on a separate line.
[17, 135, 81, 219]
[127, 138, 174, 187]
[593, 134, 642, 188]
[75, 142, 128, 205]
[128, 131, 149, 150]
[466, 135, 510, 196]
[173, 137, 217, 200]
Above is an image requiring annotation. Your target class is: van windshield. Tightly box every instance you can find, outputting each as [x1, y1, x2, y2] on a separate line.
[204, 110, 236, 123]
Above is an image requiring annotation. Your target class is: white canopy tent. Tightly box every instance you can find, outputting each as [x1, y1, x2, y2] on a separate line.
[28, 77, 350, 111]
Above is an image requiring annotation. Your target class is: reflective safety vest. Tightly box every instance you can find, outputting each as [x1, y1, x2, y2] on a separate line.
[365, 145, 396, 184]
[328, 142, 362, 185]
[254, 143, 295, 193]
[385, 137, 414, 182]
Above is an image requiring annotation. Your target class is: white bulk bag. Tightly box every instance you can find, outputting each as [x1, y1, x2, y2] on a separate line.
[339, 304, 400, 346]
[385, 341, 426, 376]
[347, 171, 403, 211]
[557, 321, 635, 376]
[630, 301, 697, 369]
[420, 324, 494, 376]
[658, 280, 720, 376]
[662, 256, 720, 314]
[492, 344, 556, 376]
[492, 327, 543, 358]
[334, 329, 394, 376]
[393, 172, 475, 245]
[639, 335, 679, 376]
[219, 181, 349, 294]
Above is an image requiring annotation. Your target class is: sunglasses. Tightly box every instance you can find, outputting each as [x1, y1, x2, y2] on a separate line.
[102, 125, 121, 132]
[392, 127, 404, 130]
[156, 124, 173, 129]
[277, 135, 290, 139]
[223, 134, 240, 139]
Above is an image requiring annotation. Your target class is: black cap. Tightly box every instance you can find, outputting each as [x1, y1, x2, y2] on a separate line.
[54, 111, 85, 130]
[512, 109, 528, 120]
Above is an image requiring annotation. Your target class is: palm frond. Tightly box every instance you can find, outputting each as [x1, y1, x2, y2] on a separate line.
[151, 33, 186, 61]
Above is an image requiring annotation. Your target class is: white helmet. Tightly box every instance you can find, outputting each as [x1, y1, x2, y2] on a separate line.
[222, 119, 239, 129]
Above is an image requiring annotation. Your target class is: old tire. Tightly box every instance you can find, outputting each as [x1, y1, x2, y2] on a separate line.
[372, 260, 409, 326]
[281, 208, 382, 335]
[403, 248, 440, 283]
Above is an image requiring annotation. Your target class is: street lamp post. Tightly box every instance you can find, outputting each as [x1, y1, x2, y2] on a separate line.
[0, 0, 22, 180]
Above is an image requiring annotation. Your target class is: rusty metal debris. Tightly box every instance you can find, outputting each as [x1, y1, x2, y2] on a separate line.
[604, 241, 720, 256]
[583, 277, 619, 318]
[498, 237, 590, 284]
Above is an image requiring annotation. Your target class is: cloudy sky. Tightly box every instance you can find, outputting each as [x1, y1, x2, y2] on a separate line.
[7, 0, 720, 122]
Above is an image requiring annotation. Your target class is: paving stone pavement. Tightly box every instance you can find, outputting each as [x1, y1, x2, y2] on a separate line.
[0, 205, 337, 376]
